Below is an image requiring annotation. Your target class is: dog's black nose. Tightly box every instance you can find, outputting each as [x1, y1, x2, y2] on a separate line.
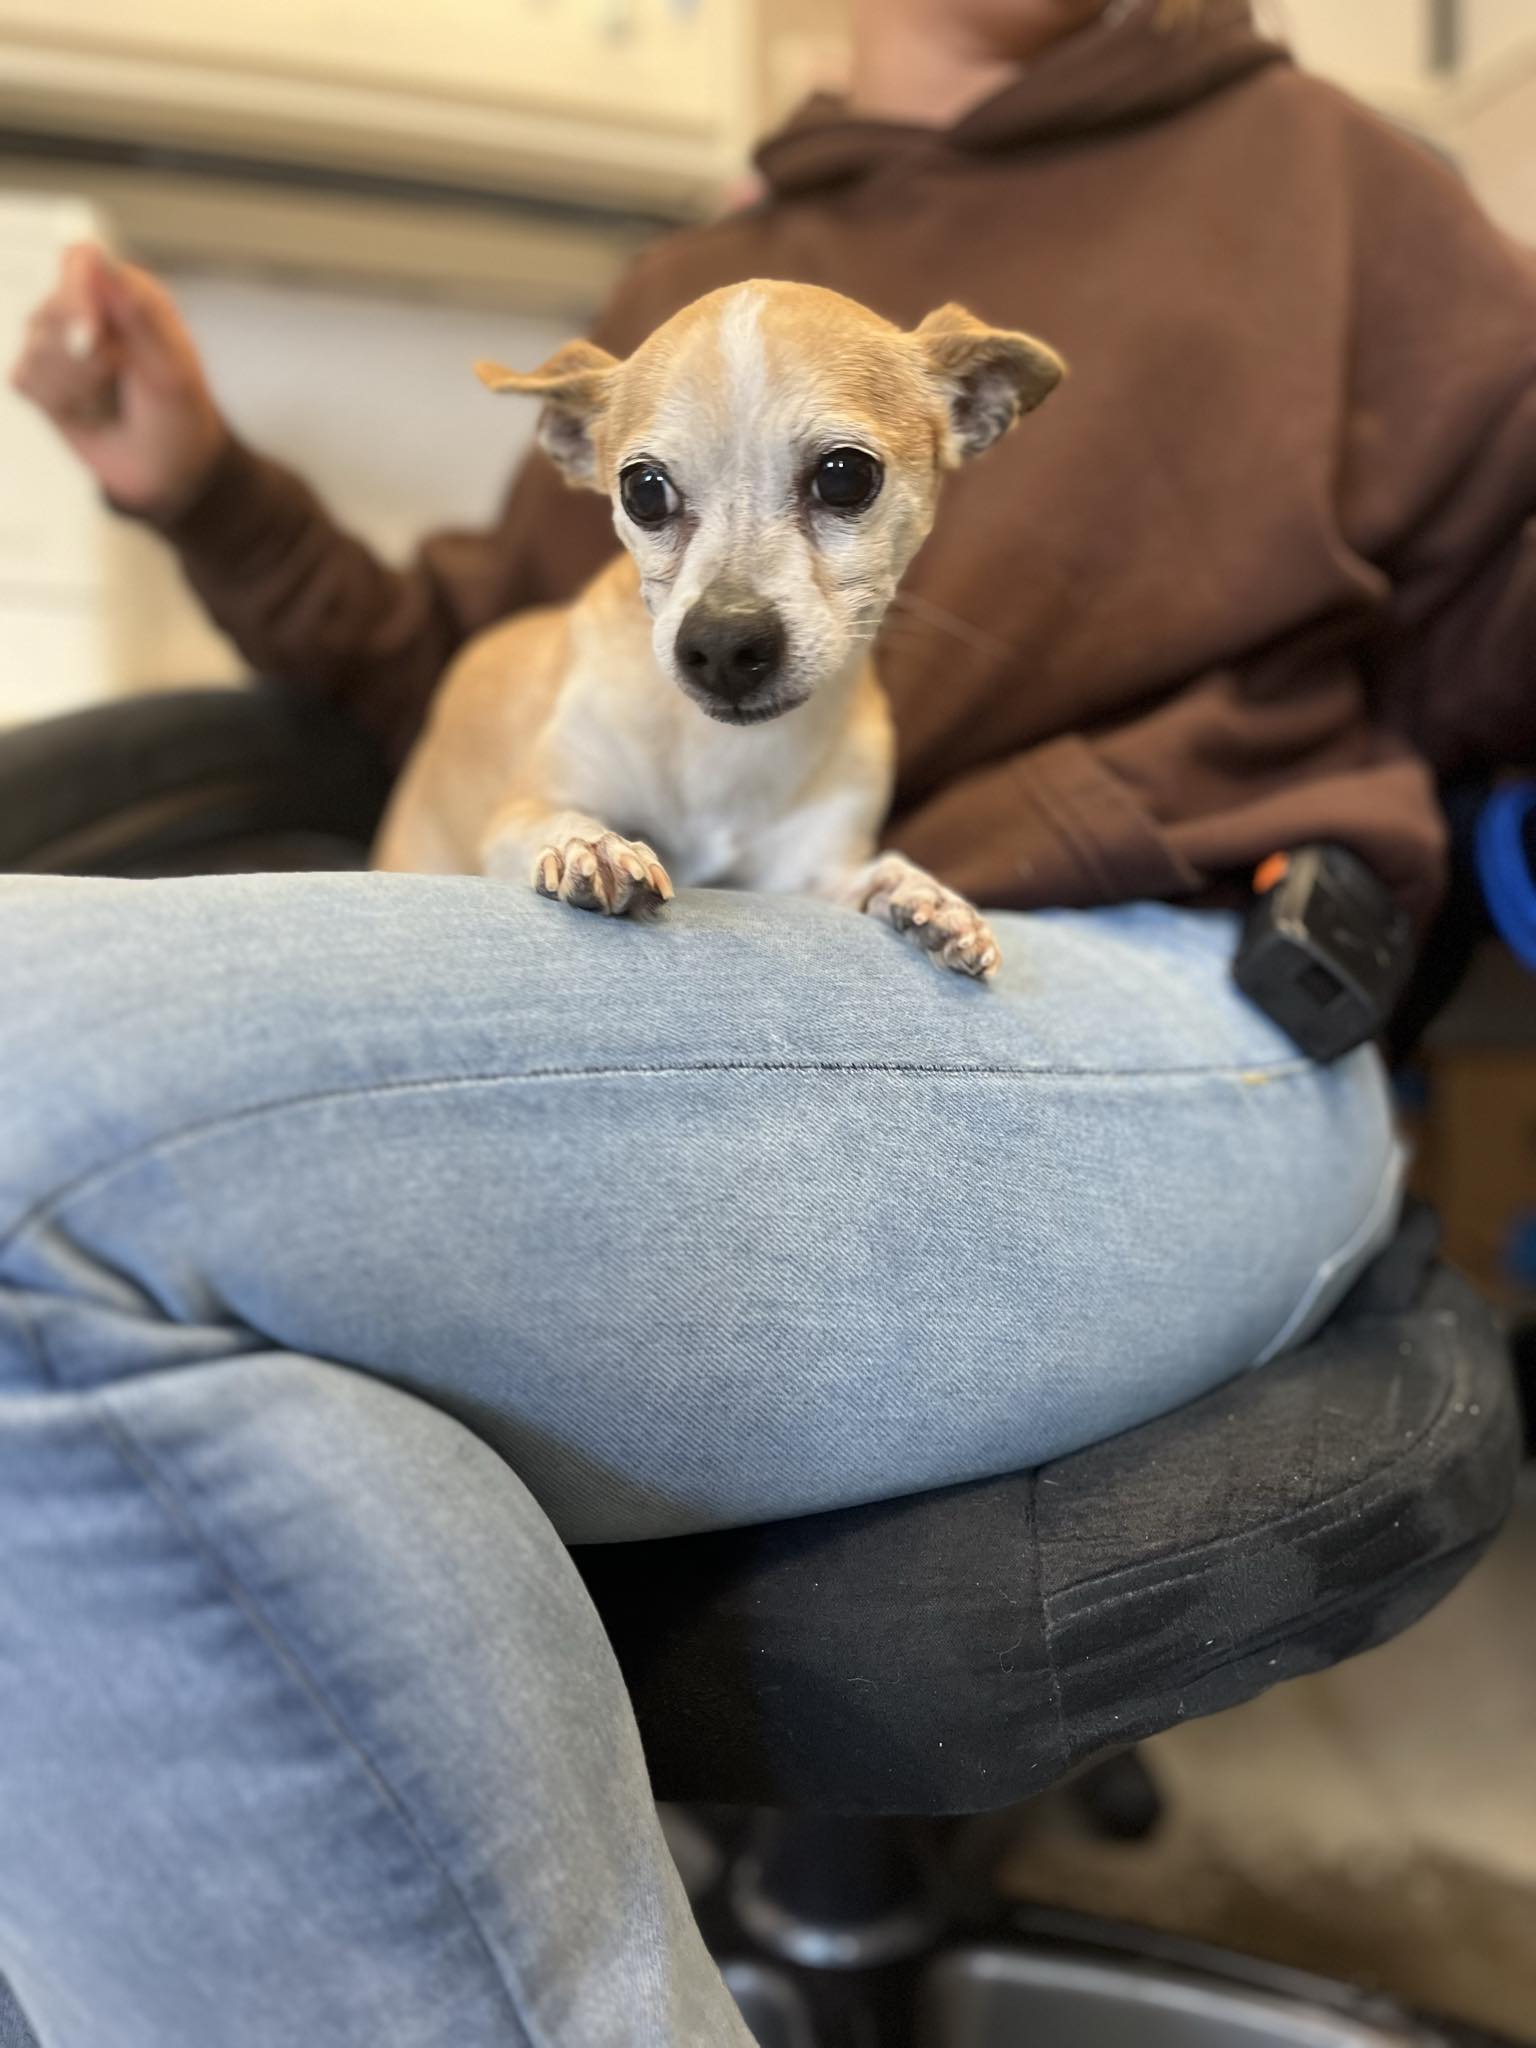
[675, 587, 786, 704]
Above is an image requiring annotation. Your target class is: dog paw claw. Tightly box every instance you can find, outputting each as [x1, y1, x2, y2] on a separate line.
[533, 831, 672, 919]
[854, 855, 1001, 980]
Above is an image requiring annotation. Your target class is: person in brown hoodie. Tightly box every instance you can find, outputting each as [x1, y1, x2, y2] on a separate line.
[0, 4, 1529, 2042]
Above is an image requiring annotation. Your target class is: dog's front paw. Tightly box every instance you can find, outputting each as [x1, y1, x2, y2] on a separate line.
[534, 830, 674, 918]
[854, 854, 1001, 979]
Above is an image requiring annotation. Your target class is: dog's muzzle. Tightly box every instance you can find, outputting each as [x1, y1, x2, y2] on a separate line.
[674, 584, 789, 722]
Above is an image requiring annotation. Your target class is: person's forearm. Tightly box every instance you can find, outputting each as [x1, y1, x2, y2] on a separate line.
[140, 437, 463, 763]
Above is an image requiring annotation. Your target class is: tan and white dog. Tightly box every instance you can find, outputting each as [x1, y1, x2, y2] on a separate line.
[373, 280, 1063, 979]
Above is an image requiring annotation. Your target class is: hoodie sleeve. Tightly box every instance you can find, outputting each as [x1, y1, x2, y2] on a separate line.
[135, 249, 682, 765]
[1336, 106, 1536, 778]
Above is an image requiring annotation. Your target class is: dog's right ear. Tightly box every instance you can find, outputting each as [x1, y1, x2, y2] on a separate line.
[475, 339, 620, 487]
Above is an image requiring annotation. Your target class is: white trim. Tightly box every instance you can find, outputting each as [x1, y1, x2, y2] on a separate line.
[0, 3, 757, 221]
[0, 157, 645, 313]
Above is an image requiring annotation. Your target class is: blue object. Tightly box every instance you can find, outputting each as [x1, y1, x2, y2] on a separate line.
[1506, 1212, 1536, 1290]
[1476, 781, 1536, 971]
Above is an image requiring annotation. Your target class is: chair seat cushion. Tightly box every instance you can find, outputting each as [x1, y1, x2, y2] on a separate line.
[577, 1209, 1518, 1814]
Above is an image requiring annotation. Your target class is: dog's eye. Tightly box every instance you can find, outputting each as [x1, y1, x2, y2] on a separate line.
[620, 462, 680, 527]
[812, 447, 883, 512]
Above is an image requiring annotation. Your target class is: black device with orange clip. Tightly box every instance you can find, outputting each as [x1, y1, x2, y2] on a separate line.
[1232, 844, 1416, 1061]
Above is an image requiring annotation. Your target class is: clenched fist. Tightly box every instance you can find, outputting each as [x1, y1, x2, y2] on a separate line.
[9, 242, 229, 517]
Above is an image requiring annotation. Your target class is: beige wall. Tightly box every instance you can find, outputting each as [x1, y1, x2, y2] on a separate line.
[1271, 0, 1432, 96]
[1268, 0, 1536, 100]
[1465, 0, 1536, 69]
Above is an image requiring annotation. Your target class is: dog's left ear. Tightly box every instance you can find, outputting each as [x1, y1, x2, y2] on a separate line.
[475, 339, 620, 487]
[914, 305, 1065, 465]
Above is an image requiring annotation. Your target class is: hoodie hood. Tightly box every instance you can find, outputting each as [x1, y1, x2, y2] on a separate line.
[755, 0, 1287, 198]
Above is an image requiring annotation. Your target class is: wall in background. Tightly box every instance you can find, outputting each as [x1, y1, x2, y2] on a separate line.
[0, 0, 754, 220]
[1272, 0, 1429, 96]
[1255, 0, 1533, 91]
[1465, 0, 1536, 69]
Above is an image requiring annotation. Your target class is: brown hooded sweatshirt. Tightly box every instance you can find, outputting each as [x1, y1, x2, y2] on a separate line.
[147, 0, 1536, 924]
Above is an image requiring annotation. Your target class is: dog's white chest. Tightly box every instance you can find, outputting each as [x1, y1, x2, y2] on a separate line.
[547, 684, 797, 887]
[663, 815, 750, 887]
[518, 600, 895, 900]
[563, 745, 758, 886]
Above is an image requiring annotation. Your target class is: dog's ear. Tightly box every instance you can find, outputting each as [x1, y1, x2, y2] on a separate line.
[475, 339, 620, 487]
[914, 305, 1065, 465]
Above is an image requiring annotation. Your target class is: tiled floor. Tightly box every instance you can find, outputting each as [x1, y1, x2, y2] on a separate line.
[1000, 1473, 1536, 2042]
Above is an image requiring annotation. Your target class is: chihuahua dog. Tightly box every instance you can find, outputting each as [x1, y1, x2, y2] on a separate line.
[373, 280, 1063, 978]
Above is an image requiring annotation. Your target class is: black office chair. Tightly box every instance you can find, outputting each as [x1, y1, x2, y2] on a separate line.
[0, 685, 1521, 2048]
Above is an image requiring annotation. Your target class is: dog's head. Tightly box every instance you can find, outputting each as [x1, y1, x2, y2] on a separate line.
[477, 281, 1064, 726]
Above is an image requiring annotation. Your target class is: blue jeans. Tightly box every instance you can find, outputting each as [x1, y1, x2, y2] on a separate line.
[0, 875, 1401, 2047]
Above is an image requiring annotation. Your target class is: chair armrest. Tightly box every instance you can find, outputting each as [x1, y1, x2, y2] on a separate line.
[0, 684, 392, 876]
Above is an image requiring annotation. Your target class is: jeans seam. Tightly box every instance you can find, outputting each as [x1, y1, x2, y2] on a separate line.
[0, 1054, 1318, 1263]
[1250, 1139, 1405, 1366]
[83, 1394, 547, 2048]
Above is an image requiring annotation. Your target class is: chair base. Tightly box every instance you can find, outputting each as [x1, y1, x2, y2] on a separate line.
[692, 1810, 1518, 2048]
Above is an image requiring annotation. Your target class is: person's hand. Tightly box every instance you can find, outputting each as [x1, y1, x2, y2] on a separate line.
[9, 243, 229, 516]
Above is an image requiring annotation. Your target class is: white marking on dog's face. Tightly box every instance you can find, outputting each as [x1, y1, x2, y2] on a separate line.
[596, 283, 953, 725]
[467, 282, 1061, 725]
